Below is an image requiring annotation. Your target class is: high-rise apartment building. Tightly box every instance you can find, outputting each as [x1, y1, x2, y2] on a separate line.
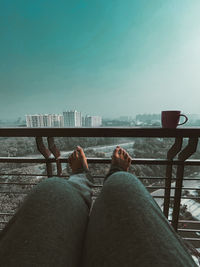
[63, 110, 82, 127]
[26, 112, 101, 127]
[26, 115, 43, 127]
[42, 114, 51, 127]
[85, 115, 102, 127]
[26, 114, 64, 127]
[51, 114, 64, 127]
[82, 116, 85, 127]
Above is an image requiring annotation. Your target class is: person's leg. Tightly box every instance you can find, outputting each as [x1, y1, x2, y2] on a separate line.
[82, 147, 196, 267]
[0, 147, 93, 267]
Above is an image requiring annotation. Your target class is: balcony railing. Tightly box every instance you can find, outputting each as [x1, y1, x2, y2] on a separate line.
[0, 127, 200, 248]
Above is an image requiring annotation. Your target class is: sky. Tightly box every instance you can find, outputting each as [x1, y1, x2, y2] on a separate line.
[1, 0, 200, 119]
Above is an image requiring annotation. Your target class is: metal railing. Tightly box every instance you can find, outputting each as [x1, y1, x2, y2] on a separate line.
[0, 127, 200, 247]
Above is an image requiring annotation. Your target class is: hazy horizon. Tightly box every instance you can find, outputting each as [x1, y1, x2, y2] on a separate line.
[1, 1, 200, 119]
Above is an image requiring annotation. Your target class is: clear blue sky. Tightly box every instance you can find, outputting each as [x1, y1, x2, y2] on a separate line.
[1, 0, 200, 119]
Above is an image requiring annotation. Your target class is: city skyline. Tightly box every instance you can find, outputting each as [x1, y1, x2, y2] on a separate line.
[2, 110, 200, 123]
[26, 111, 102, 127]
[1, 1, 200, 119]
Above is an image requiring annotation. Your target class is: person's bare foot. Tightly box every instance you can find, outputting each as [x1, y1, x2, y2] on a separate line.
[68, 146, 89, 174]
[111, 146, 132, 171]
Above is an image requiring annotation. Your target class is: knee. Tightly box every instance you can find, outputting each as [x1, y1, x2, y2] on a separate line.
[102, 172, 142, 199]
[34, 177, 70, 195]
[102, 172, 157, 209]
[104, 171, 139, 189]
[26, 177, 78, 208]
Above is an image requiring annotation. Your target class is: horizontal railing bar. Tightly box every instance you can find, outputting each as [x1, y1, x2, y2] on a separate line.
[139, 177, 175, 180]
[0, 172, 199, 181]
[93, 177, 199, 181]
[0, 183, 100, 187]
[0, 192, 29, 194]
[0, 174, 183, 181]
[0, 191, 199, 199]
[1, 183, 199, 191]
[138, 176, 167, 179]
[1, 127, 200, 137]
[183, 179, 200, 181]
[0, 173, 169, 179]
[0, 182, 37, 185]
[0, 212, 14, 215]
[91, 185, 200, 192]
[152, 196, 200, 199]
[146, 186, 200, 190]
[1, 157, 200, 165]
[0, 173, 48, 177]
[181, 187, 200, 190]
[1, 193, 198, 198]
[178, 229, 200, 233]
[0, 174, 106, 179]
[140, 177, 200, 180]
[0, 225, 195, 232]
[182, 238, 200, 241]
[181, 221, 200, 224]
[169, 220, 200, 224]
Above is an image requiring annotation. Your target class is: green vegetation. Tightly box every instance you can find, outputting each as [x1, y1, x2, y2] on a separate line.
[0, 137, 122, 157]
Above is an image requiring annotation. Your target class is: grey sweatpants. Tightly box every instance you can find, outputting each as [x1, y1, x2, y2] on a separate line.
[0, 172, 196, 266]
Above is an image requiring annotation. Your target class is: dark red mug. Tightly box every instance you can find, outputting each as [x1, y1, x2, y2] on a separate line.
[161, 111, 188, 128]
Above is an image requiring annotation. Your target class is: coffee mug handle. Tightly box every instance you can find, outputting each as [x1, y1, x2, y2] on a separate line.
[178, 114, 188, 125]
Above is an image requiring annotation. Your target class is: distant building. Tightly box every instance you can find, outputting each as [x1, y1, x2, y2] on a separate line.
[135, 114, 161, 126]
[85, 115, 102, 127]
[82, 116, 85, 127]
[119, 116, 131, 122]
[42, 114, 51, 127]
[26, 111, 101, 127]
[26, 114, 64, 127]
[51, 114, 64, 127]
[26, 115, 42, 127]
[63, 110, 82, 127]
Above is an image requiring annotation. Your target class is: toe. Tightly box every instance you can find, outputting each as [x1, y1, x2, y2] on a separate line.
[75, 151, 79, 158]
[77, 146, 85, 158]
[122, 148, 126, 155]
[113, 146, 120, 157]
[73, 151, 77, 158]
[120, 148, 125, 158]
[118, 148, 122, 156]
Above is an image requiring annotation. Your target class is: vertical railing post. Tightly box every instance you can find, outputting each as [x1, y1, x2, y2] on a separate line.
[47, 137, 62, 177]
[36, 137, 53, 178]
[164, 137, 183, 218]
[172, 137, 198, 231]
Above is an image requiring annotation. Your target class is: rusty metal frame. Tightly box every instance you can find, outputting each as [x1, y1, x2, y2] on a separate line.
[171, 137, 199, 231]
[47, 137, 62, 177]
[36, 137, 53, 177]
[163, 137, 183, 218]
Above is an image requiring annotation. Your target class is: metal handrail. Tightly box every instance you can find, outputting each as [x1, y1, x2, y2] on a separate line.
[1, 157, 200, 165]
[1, 127, 200, 245]
[0, 127, 200, 137]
